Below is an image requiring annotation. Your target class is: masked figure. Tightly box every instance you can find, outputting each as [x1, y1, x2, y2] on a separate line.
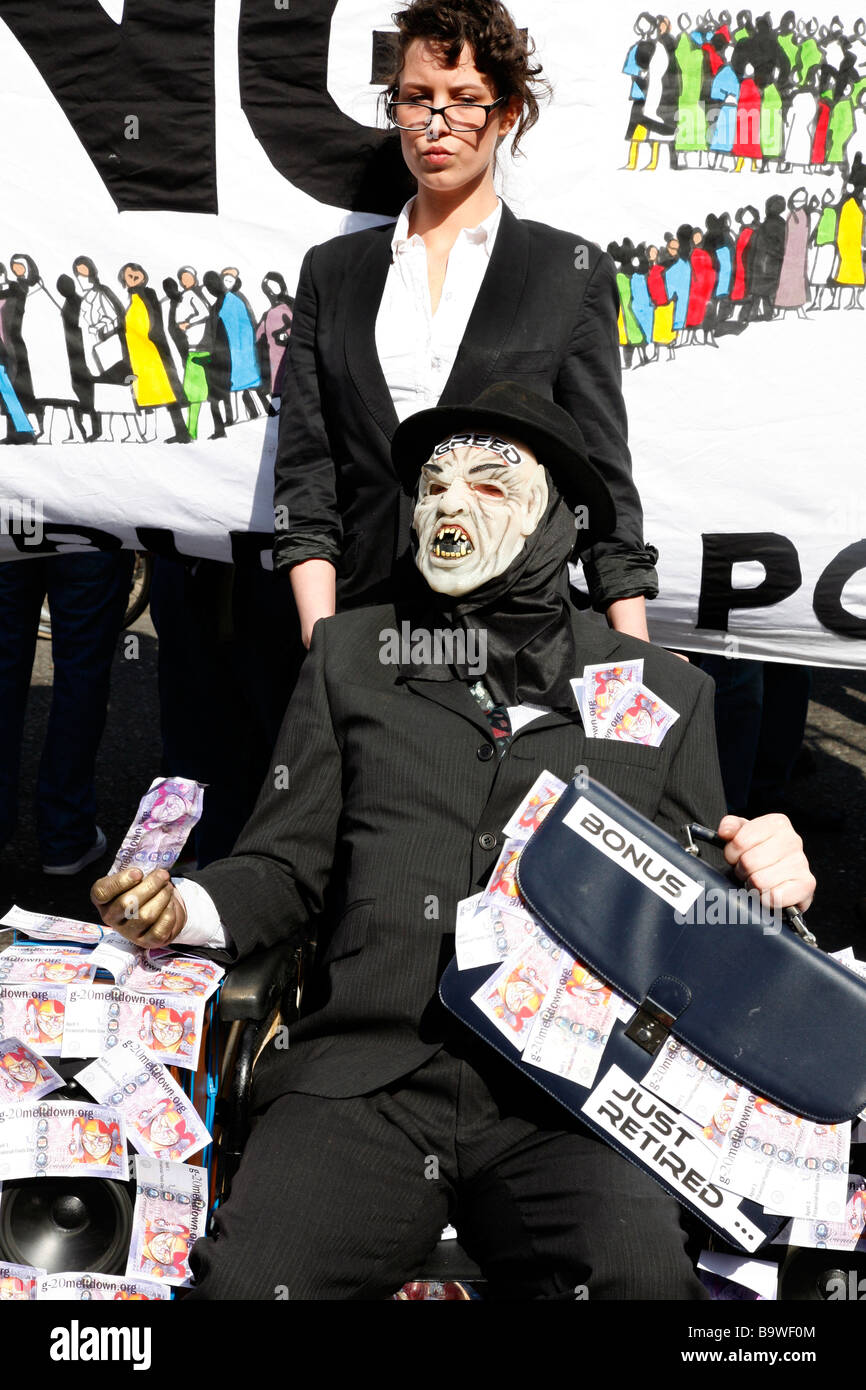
[94, 380, 814, 1303]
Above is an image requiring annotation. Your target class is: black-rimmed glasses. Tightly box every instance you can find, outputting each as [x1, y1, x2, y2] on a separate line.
[386, 96, 507, 132]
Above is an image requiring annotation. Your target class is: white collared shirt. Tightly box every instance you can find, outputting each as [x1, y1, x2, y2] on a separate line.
[374, 195, 502, 423]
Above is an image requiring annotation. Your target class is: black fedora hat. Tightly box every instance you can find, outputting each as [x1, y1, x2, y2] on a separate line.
[392, 382, 616, 545]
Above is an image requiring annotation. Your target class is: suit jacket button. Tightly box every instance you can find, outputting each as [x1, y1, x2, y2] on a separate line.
[477, 744, 494, 761]
[478, 832, 497, 851]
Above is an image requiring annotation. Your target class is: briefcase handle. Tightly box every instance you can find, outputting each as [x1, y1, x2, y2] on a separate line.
[682, 821, 818, 948]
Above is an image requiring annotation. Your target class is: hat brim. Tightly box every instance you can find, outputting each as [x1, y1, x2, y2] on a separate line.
[392, 403, 616, 546]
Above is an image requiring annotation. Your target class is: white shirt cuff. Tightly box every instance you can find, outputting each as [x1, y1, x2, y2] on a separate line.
[172, 877, 231, 950]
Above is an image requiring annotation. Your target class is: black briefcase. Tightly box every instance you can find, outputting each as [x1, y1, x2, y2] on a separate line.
[440, 776, 866, 1252]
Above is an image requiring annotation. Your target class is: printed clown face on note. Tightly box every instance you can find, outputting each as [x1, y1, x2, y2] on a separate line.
[150, 1109, 183, 1149]
[3, 1051, 37, 1084]
[413, 434, 548, 596]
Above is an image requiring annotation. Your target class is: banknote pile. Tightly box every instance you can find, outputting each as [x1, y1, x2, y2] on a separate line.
[0, 779, 217, 1299]
[0, 928, 220, 1073]
[571, 660, 679, 746]
[457, 770, 866, 1259]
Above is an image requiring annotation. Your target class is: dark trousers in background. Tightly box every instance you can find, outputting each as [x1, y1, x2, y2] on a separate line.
[0, 551, 134, 864]
[149, 556, 301, 867]
[699, 656, 812, 816]
[188, 1042, 707, 1301]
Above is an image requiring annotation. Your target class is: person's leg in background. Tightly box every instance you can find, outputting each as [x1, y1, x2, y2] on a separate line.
[747, 662, 812, 817]
[698, 654, 764, 815]
[39, 549, 135, 869]
[0, 557, 49, 853]
[149, 556, 301, 867]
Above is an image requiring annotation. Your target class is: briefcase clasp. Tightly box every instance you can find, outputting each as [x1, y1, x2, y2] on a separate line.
[625, 1000, 673, 1056]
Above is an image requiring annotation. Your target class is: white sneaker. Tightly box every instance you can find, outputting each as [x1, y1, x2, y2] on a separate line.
[42, 826, 108, 876]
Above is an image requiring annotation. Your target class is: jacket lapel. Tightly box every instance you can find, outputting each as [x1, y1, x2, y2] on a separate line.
[343, 226, 401, 445]
[402, 673, 494, 741]
[436, 202, 532, 407]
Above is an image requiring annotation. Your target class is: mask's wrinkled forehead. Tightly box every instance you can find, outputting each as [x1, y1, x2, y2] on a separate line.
[432, 433, 526, 467]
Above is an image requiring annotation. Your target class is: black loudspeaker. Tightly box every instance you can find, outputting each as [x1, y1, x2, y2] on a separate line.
[0, 1177, 134, 1275]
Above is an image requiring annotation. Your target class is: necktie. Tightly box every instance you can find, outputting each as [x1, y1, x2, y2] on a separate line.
[469, 680, 512, 756]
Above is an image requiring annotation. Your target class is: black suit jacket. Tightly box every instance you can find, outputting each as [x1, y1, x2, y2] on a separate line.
[273, 203, 658, 610]
[191, 606, 724, 1107]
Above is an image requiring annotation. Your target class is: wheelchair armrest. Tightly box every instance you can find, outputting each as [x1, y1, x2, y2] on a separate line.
[219, 941, 299, 1023]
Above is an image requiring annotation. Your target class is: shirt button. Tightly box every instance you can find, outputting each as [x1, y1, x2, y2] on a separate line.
[477, 744, 494, 762]
[478, 832, 498, 851]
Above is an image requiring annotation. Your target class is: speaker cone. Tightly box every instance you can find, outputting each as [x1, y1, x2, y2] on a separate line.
[0, 1177, 134, 1274]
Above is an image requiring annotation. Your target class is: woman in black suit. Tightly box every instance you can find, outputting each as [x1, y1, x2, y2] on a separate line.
[275, 0, 659, 647]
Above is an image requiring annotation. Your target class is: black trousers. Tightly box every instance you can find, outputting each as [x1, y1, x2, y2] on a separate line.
[189, 1042, 708, 1301]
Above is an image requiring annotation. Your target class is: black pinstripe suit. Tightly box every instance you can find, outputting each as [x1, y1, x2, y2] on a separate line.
[187, 601, 725, 1300]
[192, 601, 725, 1108]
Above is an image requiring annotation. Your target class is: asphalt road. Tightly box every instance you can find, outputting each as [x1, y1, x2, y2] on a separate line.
[1, 610, 865, 958]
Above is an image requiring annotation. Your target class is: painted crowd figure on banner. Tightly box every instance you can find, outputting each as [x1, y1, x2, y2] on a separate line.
[624, 10, 866, 174]
[2, 253, 80, 444]
[255, 272, 294, 397]
[0, 254, 292, 444]
[609, 168, 866, 366]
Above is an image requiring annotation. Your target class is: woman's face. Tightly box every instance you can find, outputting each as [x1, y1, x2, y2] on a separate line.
[394, 39, 519, 200]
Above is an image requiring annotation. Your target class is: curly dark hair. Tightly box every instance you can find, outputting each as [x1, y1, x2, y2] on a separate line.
[387, 0, 550, 156]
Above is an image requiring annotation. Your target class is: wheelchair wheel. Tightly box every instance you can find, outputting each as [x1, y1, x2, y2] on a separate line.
[37, 550, 152, 640]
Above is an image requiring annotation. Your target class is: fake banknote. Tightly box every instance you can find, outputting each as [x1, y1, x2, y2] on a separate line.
[77, 1040, 211, 1160]
[776, 1174, 866, 1252]
[0, 906, 102, 945]
[0, 945, 96, 986]
[716, 1090, 850, 1220]
[524, 956, 622, 1087]
[581, 661, 645, 737]
[472, 935, 563, 1050]
[111, 777, 205, 875]
[0, 1036, 64, 1105]
[126, 1156, 208, 1288]
[0, 1100, 127, 1182]
[62, 984, 203, 1071]
[502, 770, 567, 839]
[36, 1271, 169, 1300]
[642, 1039, 736, 1128]
[0, 985, 67, 1057]
[0, 1261, 46, 1300]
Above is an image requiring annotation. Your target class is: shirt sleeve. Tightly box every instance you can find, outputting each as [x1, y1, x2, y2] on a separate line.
[171, 877, 232, 950]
